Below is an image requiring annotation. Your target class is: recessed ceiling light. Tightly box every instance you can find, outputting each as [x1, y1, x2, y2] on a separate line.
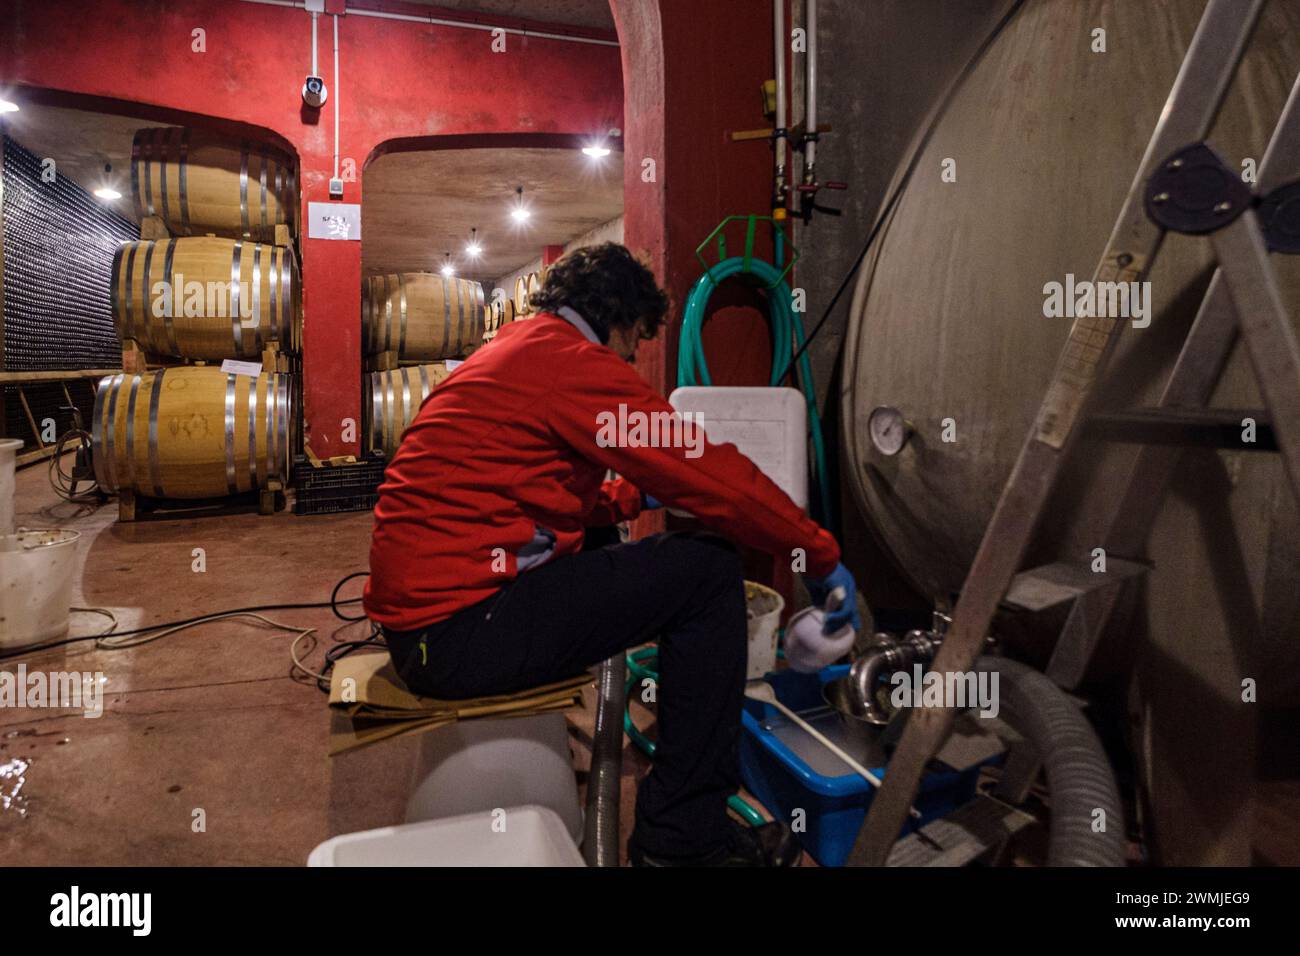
[94, 187, 122, 200]
[582, 145, 611, 158]
[0, 99, 18, 114]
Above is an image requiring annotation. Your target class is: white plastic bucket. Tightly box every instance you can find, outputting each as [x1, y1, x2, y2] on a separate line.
[404, 712, 583, 841]
[308, 805, 585, 867]
[745, 581, 785, 679]
[0, 530, 81, 649]
[0, 438, 22, 536]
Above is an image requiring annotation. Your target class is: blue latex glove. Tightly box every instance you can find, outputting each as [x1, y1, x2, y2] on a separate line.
[641, 493, 664, 510]
[803, 562, 862, 635]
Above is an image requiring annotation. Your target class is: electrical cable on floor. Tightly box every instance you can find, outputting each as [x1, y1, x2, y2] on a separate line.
[0, 572, 382, 691]
[47, 430, 102, 504]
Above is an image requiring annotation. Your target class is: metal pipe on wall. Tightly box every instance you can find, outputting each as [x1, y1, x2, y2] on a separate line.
[803, 0, 818, 185]
[774, 0, 788, 210]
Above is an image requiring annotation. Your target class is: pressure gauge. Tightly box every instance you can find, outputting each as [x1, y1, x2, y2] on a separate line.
[867, 405, 912, 456]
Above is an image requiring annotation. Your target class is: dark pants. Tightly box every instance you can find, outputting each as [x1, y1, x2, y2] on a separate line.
[383, 531, 748, 859]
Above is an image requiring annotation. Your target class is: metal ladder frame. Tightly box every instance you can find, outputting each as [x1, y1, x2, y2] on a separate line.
[849, 0, 1300, 866]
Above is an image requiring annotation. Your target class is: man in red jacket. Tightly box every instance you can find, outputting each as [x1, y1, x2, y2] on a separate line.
[365, 243, 859, 866]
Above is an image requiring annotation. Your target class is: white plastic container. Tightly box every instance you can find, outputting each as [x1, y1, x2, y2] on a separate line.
[668, 386, 808, 508]
[745, 581, 785, 679]
[308, 805, 585, 867]
[403, 713, 583, 841]
[1, 438, 22, 536]
[0, 530, 81, 649]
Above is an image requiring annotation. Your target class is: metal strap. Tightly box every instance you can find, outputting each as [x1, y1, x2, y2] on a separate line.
[382, 274, 394, 353]
[110, 245, 123, 337]
[277, 374, 289, 477]
[148, 369, 166, 497]
[269, 245, 281, 342]
[248, 373, 260, 489]
[417, 364, 430, 400]
[263, 371, 275, 482]
[125, 373, 142, 490]
[231, 241, 245, 356]
[252, 243, 264, 351]
[476, 283, 485, 340]
[91, 375, 112, 490]
[398, 272, 408, 357]
[163, 239, 180, 355]
[259, 153, 269, 232]
[459, 280, 469, 354]
[123, 242, 139, 344]
[140, 241, 156, 351]
[369, 372, 382, 453]
[281, 250, 292, 349]
[401, 367, 412, 429]
[104, 373, 125, 492]
[274, 160, 283, 227]
[240, 141, 250, 237]
[224, 374, 238, 494]
[179, 128, 191, 234]
[441, 274, 452, 356]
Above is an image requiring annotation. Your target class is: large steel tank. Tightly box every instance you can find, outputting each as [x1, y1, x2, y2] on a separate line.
[841, 0, 1300, 863]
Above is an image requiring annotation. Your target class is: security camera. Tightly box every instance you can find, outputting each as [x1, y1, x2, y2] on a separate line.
[302, 75, 328, 109]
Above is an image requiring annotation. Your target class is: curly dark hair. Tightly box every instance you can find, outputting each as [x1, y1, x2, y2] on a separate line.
[530, 243, 669, 344]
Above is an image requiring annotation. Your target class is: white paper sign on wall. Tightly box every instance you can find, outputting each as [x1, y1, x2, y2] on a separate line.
[308, 202, 362, 241]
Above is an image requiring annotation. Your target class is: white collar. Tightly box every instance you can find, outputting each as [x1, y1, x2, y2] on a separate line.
[555, 306, 601, 344]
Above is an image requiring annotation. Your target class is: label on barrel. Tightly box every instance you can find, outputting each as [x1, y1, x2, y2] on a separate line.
[221, 359, 263, 377]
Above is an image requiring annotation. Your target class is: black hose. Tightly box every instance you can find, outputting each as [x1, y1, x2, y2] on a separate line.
[975, 656, 1126, 867]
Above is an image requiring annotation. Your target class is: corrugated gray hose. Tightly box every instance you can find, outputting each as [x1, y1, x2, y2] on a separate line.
[582, 653, 627, 866]
[975, 656, 1126, 867]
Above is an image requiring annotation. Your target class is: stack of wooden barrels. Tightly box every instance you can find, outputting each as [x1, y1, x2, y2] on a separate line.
[481, 296, 517, 346]
[512, 270, 544, 319]
[93, 127, 300, 519]
[361, 272, 487, 457]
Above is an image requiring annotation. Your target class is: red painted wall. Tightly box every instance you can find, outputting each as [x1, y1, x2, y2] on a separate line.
[614, 0, 790, 595]
[1, 0, 623, 457]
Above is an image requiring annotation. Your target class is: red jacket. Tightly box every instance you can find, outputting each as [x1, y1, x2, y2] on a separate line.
[364, 312, 840, 630]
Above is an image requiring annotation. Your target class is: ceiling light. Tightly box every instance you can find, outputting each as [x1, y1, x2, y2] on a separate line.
[440, 252, 455, 277]
[582, 144, 611, 158]
[94, 187, 122, 200]
[0, 99, 18, 114]
[465, 228, 482, 258]
[511, 186, 531, 224]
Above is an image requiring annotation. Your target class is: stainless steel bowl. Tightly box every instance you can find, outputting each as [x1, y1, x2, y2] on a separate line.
[821, 677, 888, 766]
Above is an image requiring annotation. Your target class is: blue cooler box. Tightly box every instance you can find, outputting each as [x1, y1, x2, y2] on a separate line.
[739, 665, 996, 866]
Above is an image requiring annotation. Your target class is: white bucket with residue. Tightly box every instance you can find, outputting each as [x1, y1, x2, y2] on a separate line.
[0, 530, 81, 649]
[745, 581, 785, 679]
[0, 438, 22, 536]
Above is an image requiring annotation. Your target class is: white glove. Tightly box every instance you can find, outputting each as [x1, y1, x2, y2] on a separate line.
[784, 589, 857, 674]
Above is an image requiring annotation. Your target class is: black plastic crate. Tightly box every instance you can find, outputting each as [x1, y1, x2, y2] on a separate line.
[292, 451, 387, 515]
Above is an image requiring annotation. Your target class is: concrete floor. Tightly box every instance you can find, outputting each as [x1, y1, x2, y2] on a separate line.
[0, 457, 780, 866]
[7, 458, 1294, 866]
